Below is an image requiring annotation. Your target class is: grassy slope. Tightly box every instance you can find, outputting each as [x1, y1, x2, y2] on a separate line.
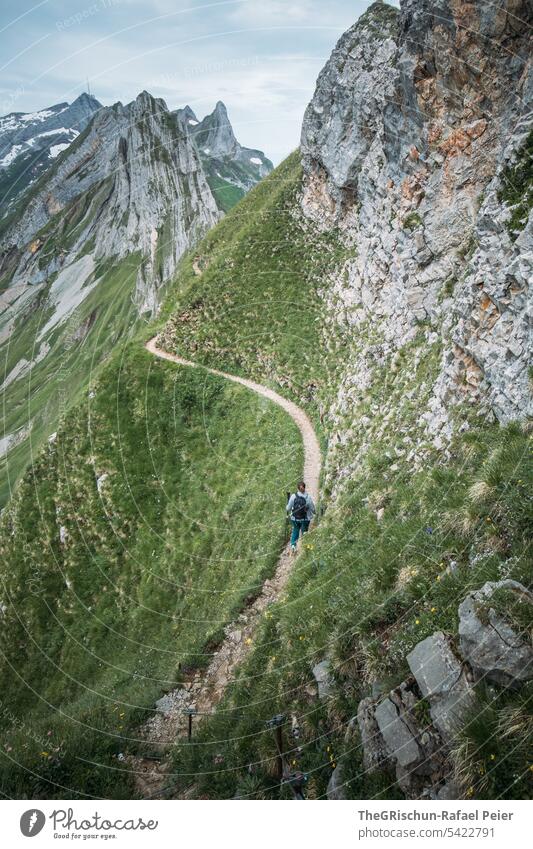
[0, 252, 143, 507]
[0, 344, 301, 798]
[156, 151, 352, 433]
[152, 154, 532, 800]
[0, 149, 531, 801]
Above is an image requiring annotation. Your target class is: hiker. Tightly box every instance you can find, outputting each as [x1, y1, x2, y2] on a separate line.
[287, 481, 315, 554]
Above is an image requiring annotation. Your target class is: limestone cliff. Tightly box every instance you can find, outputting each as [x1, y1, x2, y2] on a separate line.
[0, 91, 221, 315]
[301, 0, 532, 455]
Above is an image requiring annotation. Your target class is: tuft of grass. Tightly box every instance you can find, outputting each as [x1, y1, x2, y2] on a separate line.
[450, 682, 533, 799]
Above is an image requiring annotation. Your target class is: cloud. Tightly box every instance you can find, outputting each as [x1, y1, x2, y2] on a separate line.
[0, 1, 382, 163]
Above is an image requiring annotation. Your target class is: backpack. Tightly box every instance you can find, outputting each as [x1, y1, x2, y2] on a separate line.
[292, 493, 307, 521]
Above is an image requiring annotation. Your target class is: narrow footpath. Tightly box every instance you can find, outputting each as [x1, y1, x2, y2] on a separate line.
[129, 338, 322, 798]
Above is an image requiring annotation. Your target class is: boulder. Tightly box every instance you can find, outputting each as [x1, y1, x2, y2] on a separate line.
[407, 631, 476, 742]
[458, 580, 533, 688]
[374, 697, 421, 769]
[312, 659, 334, 699]
[357, 696, 390, 772]
[327, 764, 347, 800]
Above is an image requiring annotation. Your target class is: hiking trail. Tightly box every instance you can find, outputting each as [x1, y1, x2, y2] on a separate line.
[129, 337, 321, 798]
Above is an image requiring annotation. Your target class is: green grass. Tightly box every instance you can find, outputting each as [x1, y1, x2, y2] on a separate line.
[156, 151, 352, 438]
[450, 681, 533, 799]
[141, 148, 533, 801]
[0, 344, 301, 798]
[402, 212, 423, 230]
[205, 173, 245, 213]
[167, 422, 532, 800]
[1, 138, 531, 803]
[0, 252, 143, 507]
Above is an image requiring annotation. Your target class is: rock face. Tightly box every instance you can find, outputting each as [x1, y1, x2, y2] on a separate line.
[458, 580, 533, 687]
[312, 659, 334, 699]
[177, 101, 273, 204]
[362, 677, 451, 799]
[0, 93, 102, 212]
[326, 764, 346, 800]
[356, 581, 533, 799]
[301, 0, 532, 438]
[407, 631, 476, 741]
[0, 91, 221, 315]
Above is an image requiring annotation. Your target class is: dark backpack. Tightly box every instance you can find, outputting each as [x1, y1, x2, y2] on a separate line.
[292, 493, 307, 521]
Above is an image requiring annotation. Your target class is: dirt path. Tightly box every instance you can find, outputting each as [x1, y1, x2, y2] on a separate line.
[130, 338, 322, 798]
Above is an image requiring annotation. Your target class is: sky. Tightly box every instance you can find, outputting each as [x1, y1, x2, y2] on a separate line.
[0, 0, 399, 164]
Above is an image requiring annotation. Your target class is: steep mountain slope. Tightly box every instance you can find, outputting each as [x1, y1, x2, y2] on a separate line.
[153, 0, 532, 800]
[0, 93, 272, 506]
[0, 94, 101, 214]
[176, 101, 273, 212]
[0, 91, 221, 310]
[0, 90, 220, 507]
[0, 344, 301, 798]
[0, 0, 530, 802]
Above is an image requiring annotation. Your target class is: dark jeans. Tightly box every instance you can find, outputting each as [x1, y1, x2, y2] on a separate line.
[290, 519, 310, 547]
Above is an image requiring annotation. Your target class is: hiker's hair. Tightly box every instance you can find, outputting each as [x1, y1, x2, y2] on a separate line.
[298, 481, 306, 489]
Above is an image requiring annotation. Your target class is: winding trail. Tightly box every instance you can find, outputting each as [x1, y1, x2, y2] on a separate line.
[130, 338, 321, 798]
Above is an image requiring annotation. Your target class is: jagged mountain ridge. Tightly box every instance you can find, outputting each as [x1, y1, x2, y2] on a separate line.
[176, 100, 273, 210]
[0, 90, 272, 505]
[0, 90, 221, 313]
[0, 93, 102, 213]
[0, 0, 530, 802]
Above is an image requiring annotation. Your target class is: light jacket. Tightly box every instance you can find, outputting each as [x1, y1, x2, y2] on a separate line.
[287, 491, 316, 522]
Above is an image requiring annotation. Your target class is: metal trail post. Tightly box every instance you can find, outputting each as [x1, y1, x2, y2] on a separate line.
[185, 708, 195, 741]
[265, 714, 286, 782]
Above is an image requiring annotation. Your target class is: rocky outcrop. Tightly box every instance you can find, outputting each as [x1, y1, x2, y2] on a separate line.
[359, 675, 453, 799]
[312, 659, 334, 699]
[0, 91, 221, 315]
[326, 764, 346, 800]
[356, 580, 533, 799]
[407, 632, 476, 741]
[180, 101, 273, 197]
[301, 0, 532, 440]
[458, 580, 533, 687]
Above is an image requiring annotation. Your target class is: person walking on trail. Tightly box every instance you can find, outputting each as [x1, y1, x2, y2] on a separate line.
[287, 481, 315, 554]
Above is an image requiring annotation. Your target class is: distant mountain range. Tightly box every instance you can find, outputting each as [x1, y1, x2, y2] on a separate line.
[0, 93, 101, 213]
[0, 90, 272, 505]
[0, 94, 272, 219]
[175, 101, 273, 210]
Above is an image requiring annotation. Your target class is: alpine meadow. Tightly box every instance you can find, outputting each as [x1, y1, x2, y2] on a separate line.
[0, 0, 531, 807]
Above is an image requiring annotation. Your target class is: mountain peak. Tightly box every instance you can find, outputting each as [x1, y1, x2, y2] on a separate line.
[73, 92, 101, 107]
[194, 101, 238, 157]
[174, 105, 199, 131]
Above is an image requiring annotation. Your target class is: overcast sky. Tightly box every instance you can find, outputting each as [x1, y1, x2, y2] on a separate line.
[0, 0, 400, 163]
